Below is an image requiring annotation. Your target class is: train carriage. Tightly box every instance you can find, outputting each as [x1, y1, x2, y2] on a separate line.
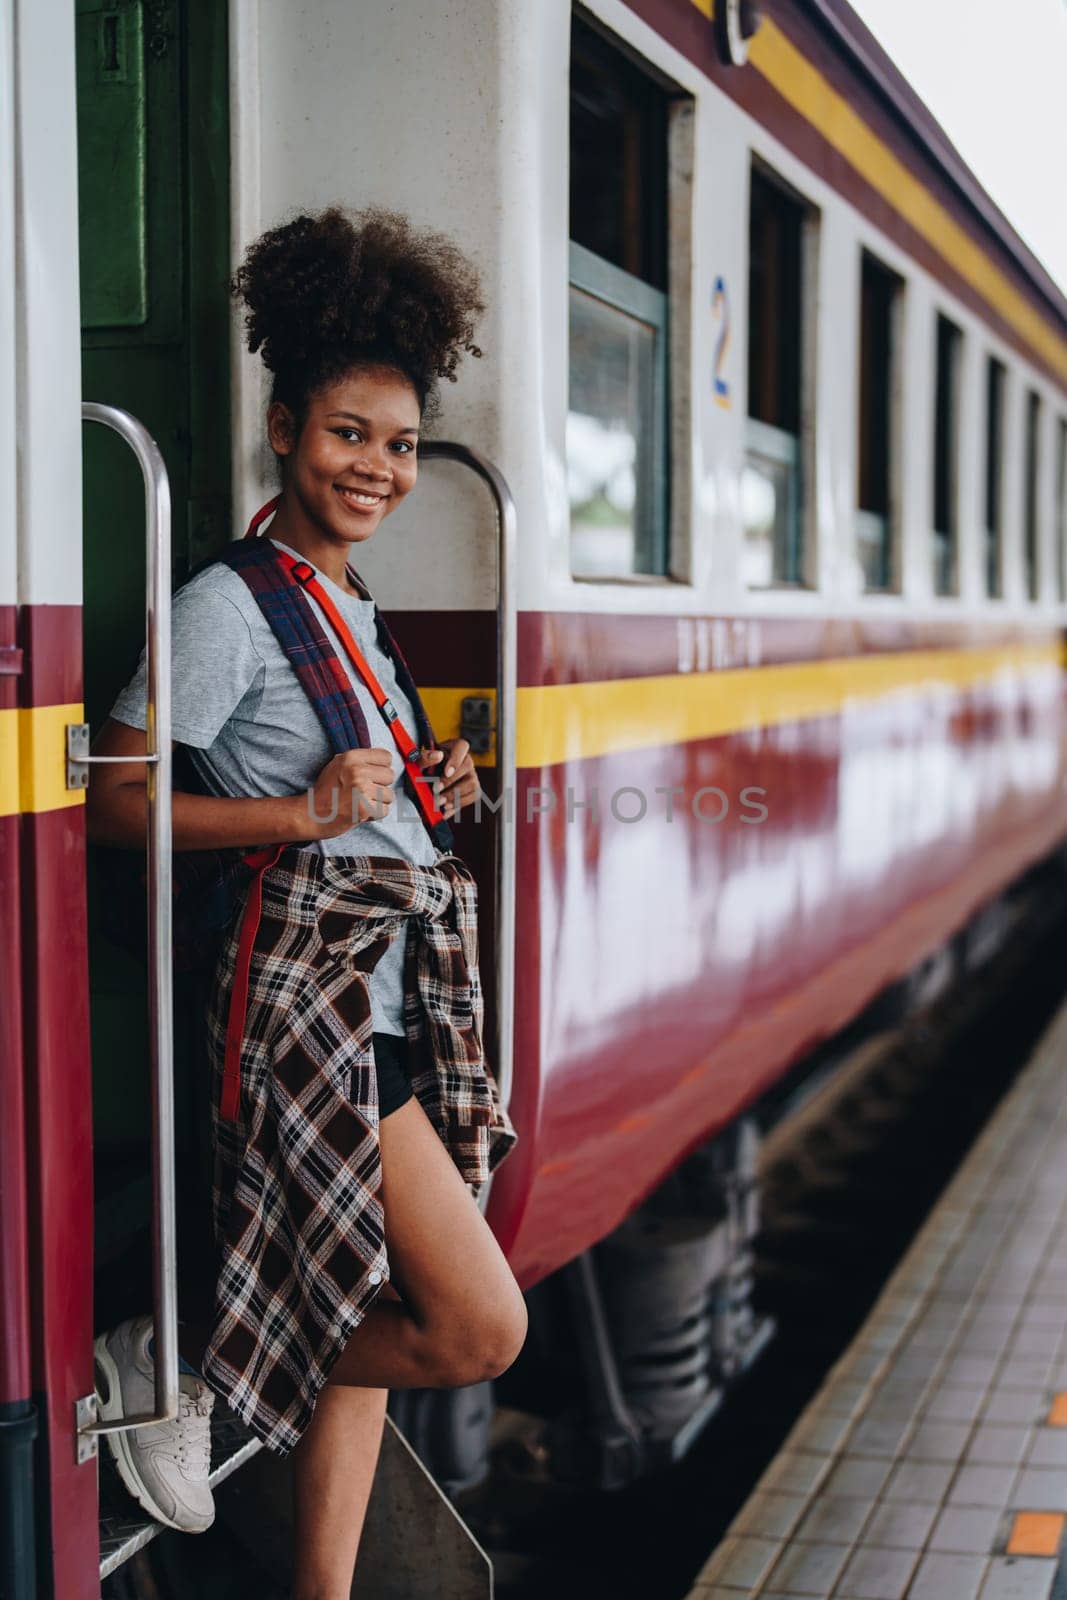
[3, 0, 1067, 1594]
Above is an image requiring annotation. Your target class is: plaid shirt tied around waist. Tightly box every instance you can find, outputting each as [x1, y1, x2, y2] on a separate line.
[201, 846, 518, 1455]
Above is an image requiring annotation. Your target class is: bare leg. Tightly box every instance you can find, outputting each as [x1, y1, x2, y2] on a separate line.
[325, 1093, 527, 1392]
[290, 1384, 388, 1600]
[289, 1095, 526, 1599]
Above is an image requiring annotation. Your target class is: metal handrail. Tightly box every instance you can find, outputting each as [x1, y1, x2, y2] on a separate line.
[418, 442, 517, 1157]
[80, 403, 178, 1432]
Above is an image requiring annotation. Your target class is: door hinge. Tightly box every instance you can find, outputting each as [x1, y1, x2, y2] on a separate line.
[66, 723, 92, 790]
[460, 696, 494, 756]
[74, 1394, 99, 1464]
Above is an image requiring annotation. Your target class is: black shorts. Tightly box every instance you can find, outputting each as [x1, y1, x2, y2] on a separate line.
[372, 1030, 414, 1118]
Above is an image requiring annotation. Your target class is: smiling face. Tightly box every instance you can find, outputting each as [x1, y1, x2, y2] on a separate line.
[266, 364, 421, 553]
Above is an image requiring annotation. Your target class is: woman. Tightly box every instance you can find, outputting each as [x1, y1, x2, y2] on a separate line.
[87, 204, 524, 1600]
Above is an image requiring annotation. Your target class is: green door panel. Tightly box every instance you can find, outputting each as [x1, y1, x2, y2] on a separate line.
[76, 0, 147, 327]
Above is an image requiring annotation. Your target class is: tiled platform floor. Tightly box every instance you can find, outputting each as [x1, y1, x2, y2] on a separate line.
[687, 993, 1067, 1600]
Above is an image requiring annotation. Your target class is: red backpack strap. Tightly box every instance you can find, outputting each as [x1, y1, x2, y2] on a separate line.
[275, 552, 446, 837]
[244, 494, 282, 539]
[220, 844, 286, 1121]
[233, 499, 452, 846]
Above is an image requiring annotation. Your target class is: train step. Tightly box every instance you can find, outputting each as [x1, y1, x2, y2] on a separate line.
[216, 1415, 494, 1597]
[100, 1405, 495, 1595]
[98, 1407, 261, 1580]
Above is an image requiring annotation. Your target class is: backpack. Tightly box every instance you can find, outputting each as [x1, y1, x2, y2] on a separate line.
[96, 513, 453, 974]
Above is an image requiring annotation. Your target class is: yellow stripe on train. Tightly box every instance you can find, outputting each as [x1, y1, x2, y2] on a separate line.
[0, 709, 17, 816]
[6, 646, 1063, 813]
[0, 704, 86, 817]
[513, 642, 1065, 770]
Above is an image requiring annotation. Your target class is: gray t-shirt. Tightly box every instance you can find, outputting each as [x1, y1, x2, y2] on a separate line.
[110, 536, 441, 1035]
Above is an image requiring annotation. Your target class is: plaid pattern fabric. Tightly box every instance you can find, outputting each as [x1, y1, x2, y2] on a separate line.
[219, 537, 454, 852]
[201, 846, 517, 1456]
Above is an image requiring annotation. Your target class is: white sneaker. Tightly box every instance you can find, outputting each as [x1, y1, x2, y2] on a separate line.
[93, 1314, 215, 1533]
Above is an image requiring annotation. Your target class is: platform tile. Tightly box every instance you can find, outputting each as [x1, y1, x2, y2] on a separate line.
[948, 1465, 1020, 1508]
[836, 1349, 894, 1383]
[928, 1506, 1005, 1553]
[1010, 1328, 1062, 1359]
[999, 1359, 1058, 1391]
[761, 1538, 851, 1595]
[905, 1421, 973, 1462]
[864, 1394, 924, 1428]
[762, 1452, 835, 1496]
[1009, 1467, 1067, 1510]
[872, 1373, 935, 1404]
[965, 1427, 1035, 1467]
[909, 1325, 964, 1353]
[848, 1415, 914, 1458]
[945, 1357, 1002, 1389]
[859, 1500, 939, 1550]
[1006, 1511, 1064, 1556]
[821, 1379, 875, 1417]
[835, 1541, 919, 1599]
[733, 1490, 809, 1540]
[969, 1307, 1021, 1332]
[978, 1557, 1057, 1600]
[1025, 1430, 1067, 1467]
[820, 1456, 893, 1499]
[985, 1391, 1049, 1425]
[923, 1387, 987, 1425]
[960, 1331, 1017, 1359]
[697, 1534, 782, 1589]
[883, 1458, 957, 1502]
[793, 1494, 874, 1545]
[787, 1410, 857, 1455]
[906, 1551, 989, 1599]
[1023, 1307, 1067, 1329]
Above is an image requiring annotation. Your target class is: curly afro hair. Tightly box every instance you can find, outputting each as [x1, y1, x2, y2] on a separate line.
[232, 204, 486, 430]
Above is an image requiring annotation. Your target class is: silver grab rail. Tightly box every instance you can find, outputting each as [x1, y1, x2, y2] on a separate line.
[418, 443, 517, 1144]
[80, 403, 178, 1432]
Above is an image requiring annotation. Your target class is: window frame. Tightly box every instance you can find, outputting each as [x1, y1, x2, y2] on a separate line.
[568, 8, 669, 292]
[1023, 387, 1042, 602]
[1056, 415, 1067, 605]
[983, 354, 1006, 600]
[743, 159, 818, 592]
[931, 310, 963, 599]
[742, 416, 802, 588]
[856, 249, 905, 595]
[567, 237, 670, 582]
[566, 8, 680, 586]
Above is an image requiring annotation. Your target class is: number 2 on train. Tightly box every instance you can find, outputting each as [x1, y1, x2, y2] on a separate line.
[712, 274, 731, 408]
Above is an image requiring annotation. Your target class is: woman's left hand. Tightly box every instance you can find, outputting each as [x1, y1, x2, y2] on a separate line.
[420, 737, 480, 819]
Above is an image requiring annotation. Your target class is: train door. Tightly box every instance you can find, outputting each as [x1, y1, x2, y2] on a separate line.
[75, 0, 231, 1584]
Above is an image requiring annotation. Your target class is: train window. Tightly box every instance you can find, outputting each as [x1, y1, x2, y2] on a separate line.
[742, 166, 814, 588]
[856, 253, 904, 592]
[984, 357, 1006, 598]
[1024, 389, 1041, 601]
[568, 14, 671, 579]
[932, 314, 962, 596]
[1056, 418, 1067, 603]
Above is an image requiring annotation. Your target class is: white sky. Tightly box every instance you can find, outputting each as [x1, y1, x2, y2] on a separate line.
[848, 0, 1067, 295]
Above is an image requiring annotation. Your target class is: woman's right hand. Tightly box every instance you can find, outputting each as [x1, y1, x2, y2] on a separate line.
[304, 747, 396, 838]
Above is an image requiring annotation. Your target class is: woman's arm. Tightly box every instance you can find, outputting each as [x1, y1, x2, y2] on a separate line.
[85, 718, 397, 852]
[85, 718, 311, 851]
